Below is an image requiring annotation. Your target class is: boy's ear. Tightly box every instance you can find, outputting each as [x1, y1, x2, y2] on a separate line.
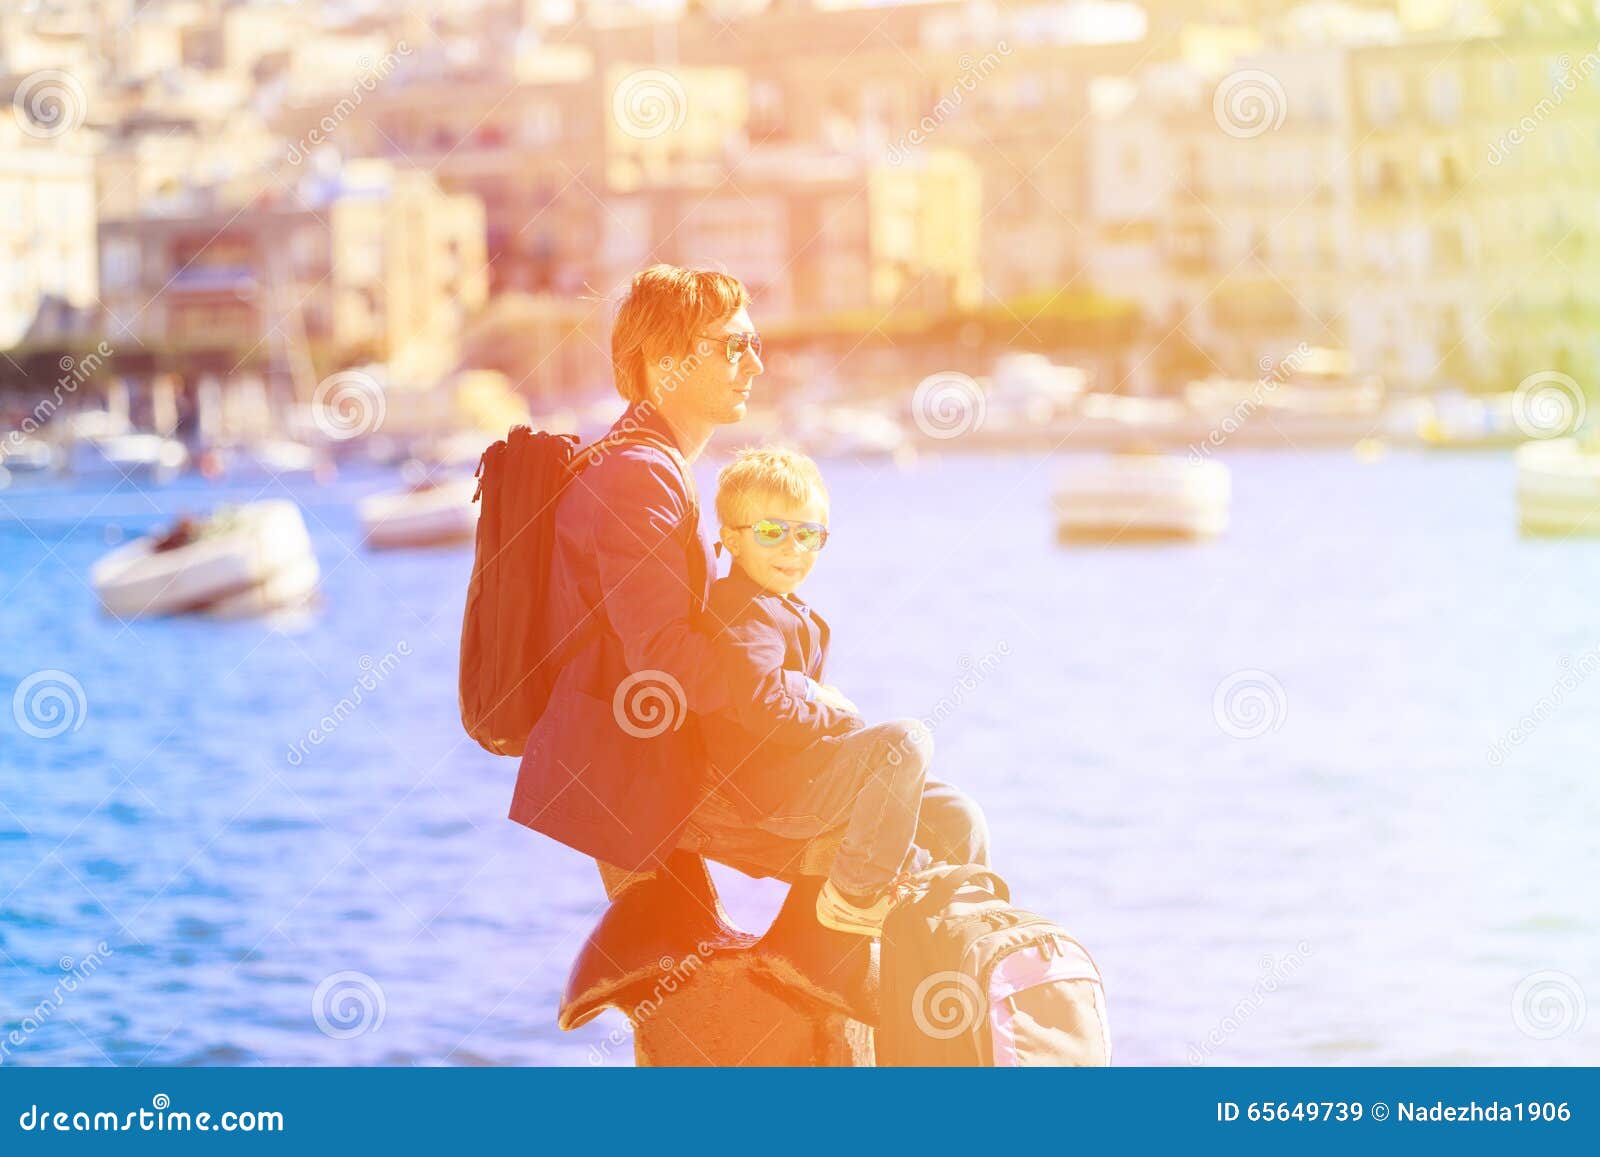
[717, 525, 740, 557]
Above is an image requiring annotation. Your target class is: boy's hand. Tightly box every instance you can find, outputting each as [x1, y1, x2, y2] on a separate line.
[814, 683, 860, 715]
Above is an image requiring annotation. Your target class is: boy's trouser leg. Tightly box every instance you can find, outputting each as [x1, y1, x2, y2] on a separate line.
[756, 718, 931, 899]
[916, 778, 991, 868]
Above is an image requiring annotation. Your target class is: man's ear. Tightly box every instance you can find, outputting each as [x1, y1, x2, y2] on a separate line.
[718, 525, 740, 558]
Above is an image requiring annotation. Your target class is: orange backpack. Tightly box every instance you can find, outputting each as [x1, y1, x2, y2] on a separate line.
[457, 424, 691, 756]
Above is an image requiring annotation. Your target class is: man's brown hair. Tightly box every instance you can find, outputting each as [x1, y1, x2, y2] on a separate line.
[611, 264, 749, 404]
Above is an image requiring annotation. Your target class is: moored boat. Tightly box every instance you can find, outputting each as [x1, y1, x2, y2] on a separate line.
[1055, 452, 1230, 543]
[358, 474, 480, 549]
[90, 500, 320, 618]
[1515, 438, 1600, 536]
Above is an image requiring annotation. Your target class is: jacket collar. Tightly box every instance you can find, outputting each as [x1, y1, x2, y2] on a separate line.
[613, 400, 687, 456]
[724, 561, 811, 613]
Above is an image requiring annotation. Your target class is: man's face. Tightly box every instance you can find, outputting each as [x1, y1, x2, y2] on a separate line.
[653, 307, 763, 426]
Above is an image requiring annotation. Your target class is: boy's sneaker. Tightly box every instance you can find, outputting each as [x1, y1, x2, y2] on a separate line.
[815, 879, 900, 937]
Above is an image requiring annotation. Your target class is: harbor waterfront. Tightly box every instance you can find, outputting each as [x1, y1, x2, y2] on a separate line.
[1, 448, 1596, 1067]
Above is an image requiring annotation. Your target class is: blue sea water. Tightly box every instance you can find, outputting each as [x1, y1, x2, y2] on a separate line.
[1, 448, 1597, 1066]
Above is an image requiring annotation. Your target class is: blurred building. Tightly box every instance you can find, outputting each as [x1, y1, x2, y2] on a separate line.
[1347, 33, 1599, 391]
[98, 160, 487, 382]
[0, 110, 98, 349]
[606, 144, 981, 323]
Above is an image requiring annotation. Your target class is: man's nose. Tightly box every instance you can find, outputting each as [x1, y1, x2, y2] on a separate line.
[742, 347, 764, 376]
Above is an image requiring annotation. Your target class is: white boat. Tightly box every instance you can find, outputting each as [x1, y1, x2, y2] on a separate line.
[68, 433, 189, 484]
[1515, 438, 1600, 536]
[792, 404, 911, 462]
[987, 353, 1088, 424]
[90, 500, 320, 618]
[1055, 453, 1231, 543]
[359, 475, 480, 549]
[0, 437, 59, 475]
[209, 439, 325, 480]
[1415, 392, 1526, 449]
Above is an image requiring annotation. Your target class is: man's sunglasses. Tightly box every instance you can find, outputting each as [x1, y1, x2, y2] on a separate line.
[734, 517, 829, 552]
[699, 331, 762, 363]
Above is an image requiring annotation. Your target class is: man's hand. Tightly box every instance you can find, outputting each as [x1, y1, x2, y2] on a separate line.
[813, 683, 861, 715]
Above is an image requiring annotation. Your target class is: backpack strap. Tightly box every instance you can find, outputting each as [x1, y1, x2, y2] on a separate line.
[909, 864, 1010, 915]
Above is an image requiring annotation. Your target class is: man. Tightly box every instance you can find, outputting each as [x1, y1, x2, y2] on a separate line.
[510, 264, 988, 878]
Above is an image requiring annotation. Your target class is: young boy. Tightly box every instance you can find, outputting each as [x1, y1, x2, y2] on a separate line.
[700, 446, 938, 936]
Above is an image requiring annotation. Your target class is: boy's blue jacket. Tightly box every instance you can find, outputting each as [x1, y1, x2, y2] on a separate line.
[700, 565, 865, 820]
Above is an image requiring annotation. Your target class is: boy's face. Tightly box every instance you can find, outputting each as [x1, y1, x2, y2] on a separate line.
[720, 492, 828, 597]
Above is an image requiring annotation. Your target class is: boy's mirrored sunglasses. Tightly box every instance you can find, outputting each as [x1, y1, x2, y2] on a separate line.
[736, 518, 829, 552]
[699, 331, 762, 362]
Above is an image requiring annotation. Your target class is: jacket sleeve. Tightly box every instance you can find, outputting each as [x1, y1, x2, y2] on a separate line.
[580, 446, 808, 716]
[716, 603, 863, 748]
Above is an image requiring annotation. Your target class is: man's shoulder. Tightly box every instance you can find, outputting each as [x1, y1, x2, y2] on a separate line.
[566, 435, 694, 520]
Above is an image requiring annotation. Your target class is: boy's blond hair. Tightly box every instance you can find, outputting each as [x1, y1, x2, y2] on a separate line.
[611, 264, 749, 404]
[715, 445, 829, 528]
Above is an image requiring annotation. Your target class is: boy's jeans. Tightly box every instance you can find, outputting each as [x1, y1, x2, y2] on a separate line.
[754, 719, 989, 899]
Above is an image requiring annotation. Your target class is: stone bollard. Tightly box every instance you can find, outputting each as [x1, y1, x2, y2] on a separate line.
[559, 850, 878, 1066]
